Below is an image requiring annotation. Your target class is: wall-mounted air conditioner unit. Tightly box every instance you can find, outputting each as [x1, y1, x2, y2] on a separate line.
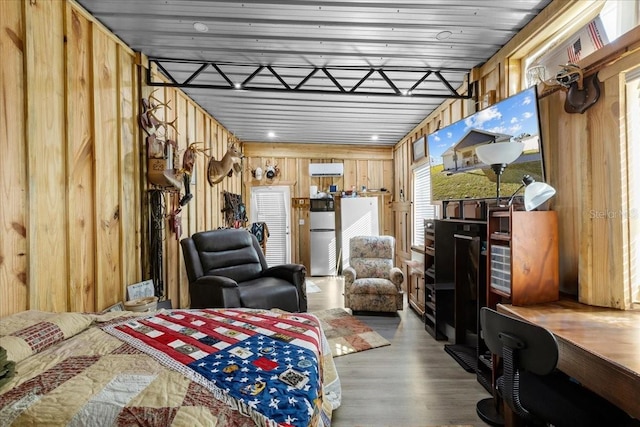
[309, 163, 344, 177]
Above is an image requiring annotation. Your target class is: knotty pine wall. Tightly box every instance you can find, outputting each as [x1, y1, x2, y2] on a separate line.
[393, 0, 640, 309]
[242, 143, 395, 271]
[0, 0, 240, 316]
[3, 0, 637, 316]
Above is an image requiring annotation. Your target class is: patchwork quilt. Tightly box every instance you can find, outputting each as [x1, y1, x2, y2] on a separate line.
[0, 309, 341, 427]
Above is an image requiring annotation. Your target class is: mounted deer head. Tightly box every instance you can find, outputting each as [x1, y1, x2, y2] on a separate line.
[251, 166, 263, 180]
[265, 161, 280, 180]
[207, 143, 243, 186]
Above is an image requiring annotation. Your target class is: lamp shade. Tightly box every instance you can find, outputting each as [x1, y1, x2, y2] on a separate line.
[475, 141, 524, 166]
[524, 181, 556, 211]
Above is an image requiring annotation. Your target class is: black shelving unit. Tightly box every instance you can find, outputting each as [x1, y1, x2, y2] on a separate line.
[424, 219, 456, 340]
[424, 215, 492, 393]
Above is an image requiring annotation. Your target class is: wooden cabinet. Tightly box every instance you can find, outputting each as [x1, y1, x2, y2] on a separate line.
[486, 206, 559, 308]
[479, 206, 560, 395]
[406, 260, 425, 318]
[392, 201, 412, 267]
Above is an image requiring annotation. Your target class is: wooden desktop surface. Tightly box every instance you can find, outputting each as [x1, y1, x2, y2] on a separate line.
[498, 299, 640, 420]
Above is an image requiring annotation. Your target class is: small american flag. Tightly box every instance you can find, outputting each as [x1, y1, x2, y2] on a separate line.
[588, 20, 605, 49]
[568, 38, 582, 63]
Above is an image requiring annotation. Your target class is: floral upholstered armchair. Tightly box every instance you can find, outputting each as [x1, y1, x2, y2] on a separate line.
[343, 235, 404, 313]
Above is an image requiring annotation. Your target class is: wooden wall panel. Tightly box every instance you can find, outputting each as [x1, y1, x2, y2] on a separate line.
[242, 143, 394, 266]
[0, 1, 28, 314]
[65, 6, 95, 312]
[92, 28, 122, 309]
[392, 1, 640, 309]
[194, 110, 206, 232]
[356, 160, 368, 191]
[6, 0, 636, 315]
[163, 88, 178, 306]
[342, 159, 357, 193]
[184, 101, 198, 236]
[0, 0, 243, 316]
[200, 118, 211, 229]
[118, 45, 139, 301]
[25, 0, 68, 311]
[539, 91, 581, 297]
[174, 93, 189, 310]
[210, 120, 220, 223]
[138, 73, 243, 307]
[297, 158, 310, 198]
[582, 76, 626, 308]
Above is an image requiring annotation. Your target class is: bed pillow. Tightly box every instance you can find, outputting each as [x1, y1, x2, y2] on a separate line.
[0, 311, 93, 363]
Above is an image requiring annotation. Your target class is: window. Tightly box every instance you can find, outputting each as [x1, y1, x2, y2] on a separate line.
[523, 1, 640, 88]
[626, 70, 640, 303]
[599, 0, 640, 42]
[413, 162, 436, 247]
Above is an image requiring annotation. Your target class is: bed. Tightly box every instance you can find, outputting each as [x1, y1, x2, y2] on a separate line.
[0, 308, 341, 427]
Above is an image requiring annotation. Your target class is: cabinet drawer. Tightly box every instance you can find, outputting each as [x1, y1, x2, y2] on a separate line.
[490, 245, 511, 295]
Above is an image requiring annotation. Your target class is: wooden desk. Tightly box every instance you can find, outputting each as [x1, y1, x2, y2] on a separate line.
[498, 300, 640, 420]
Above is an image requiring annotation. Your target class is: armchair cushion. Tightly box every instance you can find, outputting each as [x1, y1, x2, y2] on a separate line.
[181, 228, 307, 312]
[344, 235, 404, 313]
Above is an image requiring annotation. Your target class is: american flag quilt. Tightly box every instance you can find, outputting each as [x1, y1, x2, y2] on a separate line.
[102, 309, 329, 427]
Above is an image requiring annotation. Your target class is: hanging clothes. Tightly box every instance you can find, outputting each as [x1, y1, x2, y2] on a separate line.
[250, 222, 270, 254]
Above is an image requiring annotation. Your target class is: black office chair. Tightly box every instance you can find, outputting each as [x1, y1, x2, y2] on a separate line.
[478, 307, 633, 427]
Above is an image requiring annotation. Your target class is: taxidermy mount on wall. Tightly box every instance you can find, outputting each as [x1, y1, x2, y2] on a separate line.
[540, 63, 600, 114]
[207, 143, 243, 186]
[564, 71, 600, 114]
[265, 161, 280, 180]
[140, 90, 182, 189]
[178, 143, 208, 205]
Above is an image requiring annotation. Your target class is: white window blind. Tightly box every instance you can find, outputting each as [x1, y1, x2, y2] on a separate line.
[413, 163, 436, 246]
[253, 191, 287, 267]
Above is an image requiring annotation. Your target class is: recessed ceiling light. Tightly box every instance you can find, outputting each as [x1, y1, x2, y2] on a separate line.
[436, 30, 452, 40]
[193, 22, 209, 32]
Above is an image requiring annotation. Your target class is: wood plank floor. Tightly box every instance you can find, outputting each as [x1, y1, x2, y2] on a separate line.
[307, 276, 490, 427]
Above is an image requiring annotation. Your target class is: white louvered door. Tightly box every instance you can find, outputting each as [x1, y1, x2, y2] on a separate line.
[250, 186, 291, 266]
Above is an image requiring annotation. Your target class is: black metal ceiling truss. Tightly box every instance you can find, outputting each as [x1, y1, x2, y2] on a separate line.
[147, 57, 473, 99]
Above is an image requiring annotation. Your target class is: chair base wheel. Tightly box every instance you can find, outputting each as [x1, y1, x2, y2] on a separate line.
[476, 397, 505, 426]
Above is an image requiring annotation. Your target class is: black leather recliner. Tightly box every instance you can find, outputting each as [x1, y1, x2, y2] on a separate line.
[180, 228, 307, 312]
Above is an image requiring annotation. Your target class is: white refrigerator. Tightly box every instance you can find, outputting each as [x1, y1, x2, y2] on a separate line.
[337, 197, 379, 271]
[309, 211, 337, 276]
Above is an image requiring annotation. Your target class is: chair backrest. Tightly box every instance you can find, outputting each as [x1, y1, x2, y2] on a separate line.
[186, 228, 268, 283]
[349, 235, 395, 279]
[481, 307, 559, 420]
[481, 307, 558, 376]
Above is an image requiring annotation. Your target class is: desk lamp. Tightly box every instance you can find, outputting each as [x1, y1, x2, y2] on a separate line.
[475, 141, 524, 205]
[507, 174, 556, 210]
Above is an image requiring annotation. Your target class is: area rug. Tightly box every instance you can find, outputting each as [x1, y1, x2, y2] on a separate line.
[312, 308, 390, 357]
[305, 279, 321, 294]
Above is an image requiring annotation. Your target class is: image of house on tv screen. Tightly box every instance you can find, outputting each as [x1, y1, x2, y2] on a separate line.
[427, 86, 545, 202]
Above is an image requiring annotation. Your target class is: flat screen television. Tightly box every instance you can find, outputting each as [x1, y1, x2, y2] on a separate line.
[427, 86, 545, 202]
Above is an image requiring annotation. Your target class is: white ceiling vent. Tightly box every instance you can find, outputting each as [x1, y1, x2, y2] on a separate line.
[309, 163, 344, 177]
